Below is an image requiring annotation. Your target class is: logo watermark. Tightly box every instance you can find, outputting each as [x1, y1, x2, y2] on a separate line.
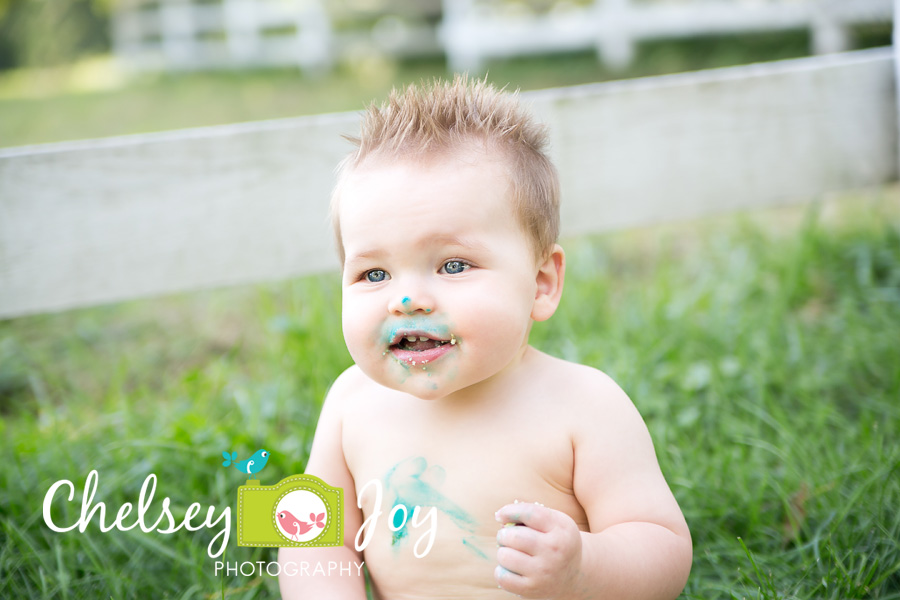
[41, 448, 441, 568]
[236, 474, 343, 549]
[214, 560, 364, 577]
[42, 469, 231, 558]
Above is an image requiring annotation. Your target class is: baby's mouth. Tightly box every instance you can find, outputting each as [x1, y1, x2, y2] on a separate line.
[393, 335, 454, 352]
[387, 332, 457, 365]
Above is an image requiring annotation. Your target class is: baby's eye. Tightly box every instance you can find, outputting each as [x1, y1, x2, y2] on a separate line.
[364, 269, 389, 283]
[441, 260, 470, 275]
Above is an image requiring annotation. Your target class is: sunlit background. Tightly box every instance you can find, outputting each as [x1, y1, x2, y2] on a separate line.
[0, 0, 893, 147]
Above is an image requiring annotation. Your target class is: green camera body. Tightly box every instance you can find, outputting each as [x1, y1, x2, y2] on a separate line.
[237, 474, 343, 548]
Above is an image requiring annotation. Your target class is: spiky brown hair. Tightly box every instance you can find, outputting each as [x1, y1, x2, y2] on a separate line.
[331, 75, 560, 264]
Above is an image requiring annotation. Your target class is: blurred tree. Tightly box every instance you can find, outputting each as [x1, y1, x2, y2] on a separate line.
[0, 0, 111, 69]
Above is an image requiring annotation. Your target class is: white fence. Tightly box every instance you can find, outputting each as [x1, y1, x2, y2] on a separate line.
[0, 47, 895, 318]
[112, 0, 443, 72]
[111, 0, 893, 72]
[444, 0, 894, 71]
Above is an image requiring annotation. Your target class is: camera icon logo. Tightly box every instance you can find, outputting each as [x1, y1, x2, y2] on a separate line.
[237, 474, 343, 548]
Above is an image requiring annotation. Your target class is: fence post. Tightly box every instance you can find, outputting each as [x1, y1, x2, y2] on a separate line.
[160, 0, 197, 69]
[895, 0, 900, 178]
[111, 0, 142, 68]
[295, 0, 333, 73]
[595, 0, 635, 70]
[441, 0, 483, 73]
[811, 0, 850, 54]
[224, 0, 260, 64]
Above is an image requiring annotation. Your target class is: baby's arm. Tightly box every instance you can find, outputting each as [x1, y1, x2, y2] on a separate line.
[495, 371, 692, 599]
[278, 368, 367, 599]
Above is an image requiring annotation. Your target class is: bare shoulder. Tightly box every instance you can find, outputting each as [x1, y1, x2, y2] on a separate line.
[322, 364, 385, 412]
[527, 348, 637, 418]
[326, 364, 369, 400]
[527, 349, 658, 474]
[320, 365, 402, 443]
[308, 364, 377, 467]
[530, 351, 690, 538]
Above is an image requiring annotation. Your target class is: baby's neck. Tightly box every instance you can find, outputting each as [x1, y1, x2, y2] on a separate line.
[423, 343, 537, 410]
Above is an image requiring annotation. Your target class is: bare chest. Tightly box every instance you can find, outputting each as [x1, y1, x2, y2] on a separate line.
[341, 396, 588, 596]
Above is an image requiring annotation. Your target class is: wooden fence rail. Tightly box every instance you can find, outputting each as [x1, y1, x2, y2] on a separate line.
[111, 0, 892, 72]
[443, 0, 894, 71]
[0, 47, 896, 318]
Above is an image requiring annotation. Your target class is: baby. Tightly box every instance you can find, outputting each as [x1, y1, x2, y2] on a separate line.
[279, 76, 692, 599]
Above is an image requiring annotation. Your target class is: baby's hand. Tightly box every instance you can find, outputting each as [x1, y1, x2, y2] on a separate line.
[494, 502, 584, 598]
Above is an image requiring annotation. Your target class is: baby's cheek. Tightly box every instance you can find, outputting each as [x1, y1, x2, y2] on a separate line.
[340, 316, 370, 360]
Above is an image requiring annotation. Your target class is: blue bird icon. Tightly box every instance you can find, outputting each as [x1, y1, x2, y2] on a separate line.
[222, 449, 270, 482]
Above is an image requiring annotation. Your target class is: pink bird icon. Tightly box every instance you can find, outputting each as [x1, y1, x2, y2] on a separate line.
[277, 510, 326, 541]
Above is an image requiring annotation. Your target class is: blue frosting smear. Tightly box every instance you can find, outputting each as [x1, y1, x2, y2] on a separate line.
[383, 456, 481, 554]
[380, 318, 452, 346]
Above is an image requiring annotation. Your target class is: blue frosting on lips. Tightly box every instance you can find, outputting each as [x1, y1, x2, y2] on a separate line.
[381, 318, 453, 347]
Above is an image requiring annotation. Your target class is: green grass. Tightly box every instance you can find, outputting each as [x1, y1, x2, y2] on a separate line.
[1, 25, 891, 148]
[539, 191, 900, 599]
[1, 187, 899, 598]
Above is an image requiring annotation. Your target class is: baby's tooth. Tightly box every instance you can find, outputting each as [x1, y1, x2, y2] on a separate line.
[418, 336, 428, 342]
[406, 336, 417, 342]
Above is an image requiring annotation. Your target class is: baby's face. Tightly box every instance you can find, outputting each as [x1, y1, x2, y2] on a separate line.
[338, 151, 541, 400]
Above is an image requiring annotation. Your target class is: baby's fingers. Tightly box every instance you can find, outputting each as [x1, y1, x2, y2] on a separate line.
[495, 554, 559, 599]
[494, 562, 534, 598]
[496, 545, 532, 578]
[496, 522, 541, 555]
[495, 502, 555, 533]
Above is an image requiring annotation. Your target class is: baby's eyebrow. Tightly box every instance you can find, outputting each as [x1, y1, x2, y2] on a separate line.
[345, 248, 383, 262]
[429, 234, 489, 253]
[346, 235, 488, 263]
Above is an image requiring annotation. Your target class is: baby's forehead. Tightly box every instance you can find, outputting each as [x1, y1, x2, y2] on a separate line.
[340, 150, 514, 211]
[352, 142, 512, 178]
[334, 143, 544, 262]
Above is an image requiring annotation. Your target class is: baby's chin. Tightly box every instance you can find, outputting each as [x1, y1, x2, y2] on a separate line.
[359, 361, 460, 401]
[380, 372, 451, 401]
[403, 385, 451, 402]
[348, 347, 459, 400]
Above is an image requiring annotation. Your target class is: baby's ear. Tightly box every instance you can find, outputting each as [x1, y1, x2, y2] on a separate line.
[531, 244, 566, 322]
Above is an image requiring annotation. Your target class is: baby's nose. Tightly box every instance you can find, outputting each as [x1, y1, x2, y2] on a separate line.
[389, 293, 434, 315]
